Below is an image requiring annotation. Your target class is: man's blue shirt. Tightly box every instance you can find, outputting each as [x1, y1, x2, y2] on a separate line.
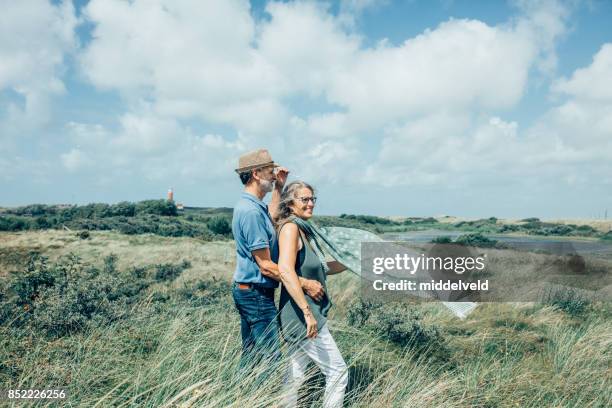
[232, 192, 279, 288]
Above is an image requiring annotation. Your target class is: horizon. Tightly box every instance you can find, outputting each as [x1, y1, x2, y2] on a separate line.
[1, 199, 609, 222]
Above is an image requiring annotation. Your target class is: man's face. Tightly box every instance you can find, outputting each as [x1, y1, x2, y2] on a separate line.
[256, 166, 277, 182]
[255, 166, 276, 192]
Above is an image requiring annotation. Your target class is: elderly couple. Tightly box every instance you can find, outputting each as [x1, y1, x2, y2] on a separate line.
[231, 149, 349, 407]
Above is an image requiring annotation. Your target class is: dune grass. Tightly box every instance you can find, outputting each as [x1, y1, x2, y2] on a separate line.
[0, 231, 610, 407]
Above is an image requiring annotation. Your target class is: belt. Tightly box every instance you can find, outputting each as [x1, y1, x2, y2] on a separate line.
[235, 282, 275, 295]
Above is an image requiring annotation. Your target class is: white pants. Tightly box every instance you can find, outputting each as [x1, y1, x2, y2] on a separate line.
[282, 325, 348, 408]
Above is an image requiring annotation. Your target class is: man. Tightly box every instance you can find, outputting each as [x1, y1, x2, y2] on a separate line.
[232, 148, 324, 369]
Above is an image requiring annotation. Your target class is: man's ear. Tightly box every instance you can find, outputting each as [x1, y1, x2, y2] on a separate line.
[250, 169, 260, 182]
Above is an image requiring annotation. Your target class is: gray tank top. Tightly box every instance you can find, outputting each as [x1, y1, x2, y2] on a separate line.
[278, 221, 332, 343]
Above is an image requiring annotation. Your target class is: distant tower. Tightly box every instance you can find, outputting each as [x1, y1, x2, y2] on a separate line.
[167, 188, 174, 202]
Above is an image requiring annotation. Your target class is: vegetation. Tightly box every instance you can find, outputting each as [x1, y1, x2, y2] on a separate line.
[543, 287, 591, 317]
[0, 200, 233, 240]
[1, 202, 609, 241]
[0, 231, 609, 407]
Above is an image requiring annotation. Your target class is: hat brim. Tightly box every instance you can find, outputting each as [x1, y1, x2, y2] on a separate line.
[235, 161, 279, 174]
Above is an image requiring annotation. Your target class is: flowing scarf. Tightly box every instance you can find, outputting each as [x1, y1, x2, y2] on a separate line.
[289, 216, 478, 319]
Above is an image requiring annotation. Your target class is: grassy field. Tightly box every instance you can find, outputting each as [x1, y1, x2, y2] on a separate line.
[0, 230, 610, 407]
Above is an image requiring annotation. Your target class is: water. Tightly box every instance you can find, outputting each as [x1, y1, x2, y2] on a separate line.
[382, 229, 612, 256]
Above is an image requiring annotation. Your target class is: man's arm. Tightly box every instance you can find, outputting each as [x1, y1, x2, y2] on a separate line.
[268, 187, 281, 221]
[252, 248, 281, 281]
[252, 248, 324, 301]
[267, 167, 289, 221]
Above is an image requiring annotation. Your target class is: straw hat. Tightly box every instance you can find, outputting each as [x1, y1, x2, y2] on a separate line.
[235, 149, 279, 174]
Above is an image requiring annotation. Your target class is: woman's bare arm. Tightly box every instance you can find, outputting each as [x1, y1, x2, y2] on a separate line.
[278, 222, 318, 337]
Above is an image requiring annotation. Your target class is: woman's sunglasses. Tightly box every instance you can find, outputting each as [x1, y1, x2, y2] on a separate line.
[296, 196, 317, 205]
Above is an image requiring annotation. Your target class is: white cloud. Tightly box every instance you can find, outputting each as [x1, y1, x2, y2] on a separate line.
[80, 0, 287, 136]
[79, 0, 570, 140]
[61, 148, 91, 172]
[256, 0, 571, 134]
[70, 0, 603, 196]
[362, 39, 612, 189]
[553, 43, 612, 101]
[0, 0, 77, 138]
[64, 114, 246, 184]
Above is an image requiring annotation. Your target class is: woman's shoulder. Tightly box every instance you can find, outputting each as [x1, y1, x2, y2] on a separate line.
[277, 220, 304, 250]
[278, 219, 300, 236]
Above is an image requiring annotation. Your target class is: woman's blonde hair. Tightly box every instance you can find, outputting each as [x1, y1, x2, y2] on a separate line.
[274, 180, 315, 229]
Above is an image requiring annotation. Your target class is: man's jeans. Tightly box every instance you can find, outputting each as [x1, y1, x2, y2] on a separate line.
[232, 283, 281, 370]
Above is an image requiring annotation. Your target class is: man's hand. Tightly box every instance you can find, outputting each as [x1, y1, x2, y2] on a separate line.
[274, 166, 289, 190]
[300, 278, 324, 302]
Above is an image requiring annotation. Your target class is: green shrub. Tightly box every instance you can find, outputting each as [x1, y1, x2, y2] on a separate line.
[0, 215, 32, 231]
[0, 254, 195, 338]
[207, 216, 232, 235]
[600, 231, 612, 241]
[177, 279, 231, 306]
[109, 201, 136, 217]
[154, 260, 191, 282]
[372, 307, 444, 350]
[135, 200, 178, 216]
[77, 230, 90, 240]
[346, 299, 449, 362]
[499, 224, 519, 232]
[346, 299, 380, 328]
[30, 270, 129, 337]
[548, 225, 574, 236]
[455, 233, 497, 248]
[544, 287, 590, 316]
[10, 253, 55, 306]
[431, 236, 453, 244]
[5, 204, 55, 216]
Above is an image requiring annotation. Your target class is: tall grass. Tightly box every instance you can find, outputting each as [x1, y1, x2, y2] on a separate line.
[0, 231, 610, 407]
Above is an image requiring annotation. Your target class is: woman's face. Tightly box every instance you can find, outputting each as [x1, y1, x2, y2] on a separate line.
[290, 187, 316, 220]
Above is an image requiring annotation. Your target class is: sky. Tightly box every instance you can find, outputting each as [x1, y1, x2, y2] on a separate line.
[1, 0, 611, 219]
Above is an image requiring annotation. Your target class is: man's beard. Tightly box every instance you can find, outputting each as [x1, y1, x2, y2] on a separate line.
[260, 179, 274, 193]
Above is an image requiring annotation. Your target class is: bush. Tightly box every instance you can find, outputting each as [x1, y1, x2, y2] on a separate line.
[109, 201, 136, 217]
[135, 200, 178, 216]
[5, 204, 55, 216]
[30, 268, 129, 337]
[544, 287, 590, 316]
[346, 299, 379, 328]
[455, 233, 497, 248]
[346, 299, 449, 363]
[431, 236, 453, 244]
[154, 260, 191, 282]
[499, 224, 519, 232]
[0, 215, 32, 231]
[207, 216, 232, 235]
[0, 254, 194, 338]
[177, 279, 231, 306]
[372, 307, 445, 351]
[548, 225, 574, 236]
[10, 253, 55, 306]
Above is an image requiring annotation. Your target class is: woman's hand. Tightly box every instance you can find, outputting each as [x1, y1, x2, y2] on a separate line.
[302, 306, 318, 338]
[300, 277, 325, 301]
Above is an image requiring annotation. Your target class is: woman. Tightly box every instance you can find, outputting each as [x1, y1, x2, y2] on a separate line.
[275, 181, 348, 408]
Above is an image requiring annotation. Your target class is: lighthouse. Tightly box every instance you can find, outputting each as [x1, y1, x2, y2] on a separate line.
[167, 188, 174, 202]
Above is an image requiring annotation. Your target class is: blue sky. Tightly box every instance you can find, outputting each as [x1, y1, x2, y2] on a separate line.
[1, 0, 611, 219]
